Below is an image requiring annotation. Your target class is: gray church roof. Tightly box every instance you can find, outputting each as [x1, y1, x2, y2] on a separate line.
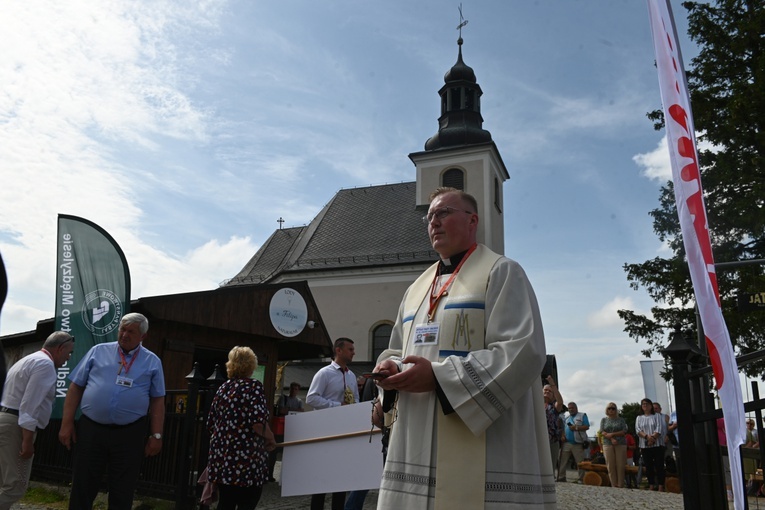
[226, 181, 438, 285]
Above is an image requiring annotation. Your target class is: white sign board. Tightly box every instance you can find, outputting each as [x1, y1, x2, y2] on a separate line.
[269, 287, 307, 337]
[281, 402, 384, 497]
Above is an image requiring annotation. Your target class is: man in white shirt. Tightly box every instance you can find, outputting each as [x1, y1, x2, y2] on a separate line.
[307, 338, 359, 409]
[0, 331, 75, 509]
[306, 338, 359, 510]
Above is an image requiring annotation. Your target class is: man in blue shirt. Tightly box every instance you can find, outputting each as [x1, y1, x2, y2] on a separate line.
[557, 402, 589, 483]
[59, 312, 165, 510]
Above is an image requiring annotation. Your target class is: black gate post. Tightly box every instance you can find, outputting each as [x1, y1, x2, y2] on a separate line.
[196, 364, 227, 484]
[175, 363, 205, 509]
[663, 325, 703, 509]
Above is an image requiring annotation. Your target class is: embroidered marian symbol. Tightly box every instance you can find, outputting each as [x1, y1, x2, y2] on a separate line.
[452, 309, 471, 350]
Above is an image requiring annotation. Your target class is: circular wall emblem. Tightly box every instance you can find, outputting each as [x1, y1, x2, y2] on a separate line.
[269, 288, 307, 338]
[81, 289, 123, 337]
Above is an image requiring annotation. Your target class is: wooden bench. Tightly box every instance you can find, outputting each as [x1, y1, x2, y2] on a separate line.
[578, 461, 638, 487]
[749, 470, 763, 496]
[578, 461, 681, 492]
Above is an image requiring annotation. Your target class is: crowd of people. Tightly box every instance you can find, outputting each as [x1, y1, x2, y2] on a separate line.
[544, 383, 681, 492]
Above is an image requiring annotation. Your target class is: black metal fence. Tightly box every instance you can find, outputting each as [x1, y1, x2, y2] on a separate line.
[664, 326, 765, 510]
[30, 363, 225, 509]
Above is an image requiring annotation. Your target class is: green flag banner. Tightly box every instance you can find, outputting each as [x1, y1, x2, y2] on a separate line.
[53, 215, 130, 417]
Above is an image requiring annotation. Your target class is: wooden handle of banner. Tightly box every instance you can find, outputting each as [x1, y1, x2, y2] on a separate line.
[276, 428, 381, 448]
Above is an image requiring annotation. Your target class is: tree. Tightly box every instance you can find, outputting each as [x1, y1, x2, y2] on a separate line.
[619, 0, 765, 376]
[620, 402, 642, 433]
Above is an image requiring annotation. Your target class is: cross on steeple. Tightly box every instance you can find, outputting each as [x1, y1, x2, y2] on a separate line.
[277, 217, 285, 229]
[457, 4, 468, 39]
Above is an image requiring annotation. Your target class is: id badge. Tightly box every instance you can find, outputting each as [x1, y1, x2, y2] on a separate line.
[413, 323, 439, 346]
[116, 375, 134, 388]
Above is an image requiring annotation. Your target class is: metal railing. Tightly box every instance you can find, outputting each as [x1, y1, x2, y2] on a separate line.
[30, 363, 225, 509]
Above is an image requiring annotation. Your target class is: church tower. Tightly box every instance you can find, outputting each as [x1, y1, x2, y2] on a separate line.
[411, 35, 509, 255]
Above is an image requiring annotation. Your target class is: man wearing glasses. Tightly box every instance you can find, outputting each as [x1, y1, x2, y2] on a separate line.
[59, 312, 165, 510]
[0, 331, 75, 508]
[373, 187, 555, 510]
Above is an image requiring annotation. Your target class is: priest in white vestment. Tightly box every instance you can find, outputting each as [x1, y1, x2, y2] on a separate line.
[373, 187, 557, 510]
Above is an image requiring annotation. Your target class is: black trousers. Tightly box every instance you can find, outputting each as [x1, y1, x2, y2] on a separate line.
[310, 492, 346, 510]
[68, 415, 147, 510]
[641, 446, 666, 486]
[217, 484, 264, 510]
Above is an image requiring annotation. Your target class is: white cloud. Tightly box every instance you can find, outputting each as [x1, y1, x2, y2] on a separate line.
[634, 134, 719, 183]
[587, 296, 635, 329]
[634, 136, 672, 182]
[0, 0, 239, 335]
[0, 233, 259, 335]
[558, 352, 647, 432]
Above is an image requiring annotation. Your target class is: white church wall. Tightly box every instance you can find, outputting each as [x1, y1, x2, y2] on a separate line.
[305, 272, 421, 362]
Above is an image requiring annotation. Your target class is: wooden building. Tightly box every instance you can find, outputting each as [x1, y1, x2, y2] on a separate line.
[0, 280, 332, 407]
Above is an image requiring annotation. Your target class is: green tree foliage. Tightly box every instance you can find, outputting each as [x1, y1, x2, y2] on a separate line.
[620, 402, 642, 433]
[620, 0, 765, 376]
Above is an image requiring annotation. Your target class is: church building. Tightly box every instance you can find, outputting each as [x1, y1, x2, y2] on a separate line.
[225, 35, 510, 367]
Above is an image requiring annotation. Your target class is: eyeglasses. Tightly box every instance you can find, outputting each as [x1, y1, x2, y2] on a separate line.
[422, 206, 474, 224]
[56, 336, 75, 347]
[607, 407, 617, 411]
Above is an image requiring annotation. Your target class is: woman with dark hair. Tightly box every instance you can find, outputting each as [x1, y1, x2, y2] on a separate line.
[207, 346, 276, 509]
[635, 398, 667, 491]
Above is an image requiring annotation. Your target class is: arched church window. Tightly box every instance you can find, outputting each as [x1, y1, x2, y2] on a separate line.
[450, 87, 461, 111]
[372, 323, 393, 362]
[465, 89, 475, 111]
[443, 168, 464, 190]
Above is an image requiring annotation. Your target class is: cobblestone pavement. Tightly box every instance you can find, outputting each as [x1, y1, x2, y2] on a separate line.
[252, 478, 681, 510]
[13, 466, 765, 509]
[249, 466, 685, 510]
[247, 479, 761, 510]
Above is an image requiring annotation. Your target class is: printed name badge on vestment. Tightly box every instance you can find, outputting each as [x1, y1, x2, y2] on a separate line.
[413, 323, 439, 346]
[116, 375, 133, 387]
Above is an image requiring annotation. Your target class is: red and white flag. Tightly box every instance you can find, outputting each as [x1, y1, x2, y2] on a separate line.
[647, 0, 745, 506]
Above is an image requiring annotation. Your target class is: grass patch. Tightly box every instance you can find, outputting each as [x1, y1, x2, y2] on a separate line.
[21, 484, 176, 510]
[21, 486, 68, 508]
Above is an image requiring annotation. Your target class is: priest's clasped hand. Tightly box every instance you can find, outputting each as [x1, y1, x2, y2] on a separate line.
[375, 356, 436, 393]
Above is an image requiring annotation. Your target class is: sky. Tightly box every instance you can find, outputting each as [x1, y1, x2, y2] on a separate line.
[0, 0, 722, 428]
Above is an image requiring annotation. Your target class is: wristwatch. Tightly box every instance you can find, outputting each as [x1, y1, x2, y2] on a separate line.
[150, 433, 162, 440]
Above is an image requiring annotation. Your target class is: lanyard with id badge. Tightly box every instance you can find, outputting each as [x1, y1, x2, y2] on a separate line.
[413, 244, 477, 348]
[116, 346, 139, 387]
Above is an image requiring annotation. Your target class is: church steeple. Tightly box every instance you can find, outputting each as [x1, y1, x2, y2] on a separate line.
[411, 14, 509, 255]
[424, 36, 492, 151]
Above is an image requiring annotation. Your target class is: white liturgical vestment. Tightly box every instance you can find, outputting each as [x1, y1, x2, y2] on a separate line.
[376, 244, 557, 510]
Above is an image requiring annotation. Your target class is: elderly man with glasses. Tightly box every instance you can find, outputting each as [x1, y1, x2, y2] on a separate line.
[59, 312, 165, 510]
[0, 331, 75, 509]
[372, 187, 555, 510]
